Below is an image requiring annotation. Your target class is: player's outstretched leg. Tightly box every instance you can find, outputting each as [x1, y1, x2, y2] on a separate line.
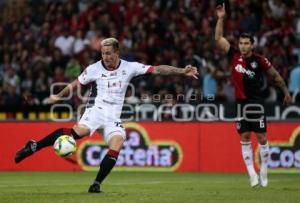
[88, 135, 123, 193]
[15, 128, 81, 163]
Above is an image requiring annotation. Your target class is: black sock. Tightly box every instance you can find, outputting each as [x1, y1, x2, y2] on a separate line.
[36, 128, 81, 151]
[94, 149, 119, 184]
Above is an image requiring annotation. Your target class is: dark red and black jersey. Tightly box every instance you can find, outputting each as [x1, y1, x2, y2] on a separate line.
[227, 46, 272, 102]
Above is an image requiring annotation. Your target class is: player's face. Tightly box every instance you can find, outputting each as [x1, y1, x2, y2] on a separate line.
[101, 45, 119, 69]
[238, 38, 253, 57]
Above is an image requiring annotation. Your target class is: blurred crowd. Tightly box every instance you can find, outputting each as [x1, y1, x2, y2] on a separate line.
[0, 0, 300, 108]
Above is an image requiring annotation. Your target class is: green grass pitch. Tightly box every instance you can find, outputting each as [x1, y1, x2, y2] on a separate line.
[0, 172, 299, 203]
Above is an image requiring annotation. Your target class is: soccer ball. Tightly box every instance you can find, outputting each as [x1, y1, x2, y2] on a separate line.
[53, 135, 77, 157]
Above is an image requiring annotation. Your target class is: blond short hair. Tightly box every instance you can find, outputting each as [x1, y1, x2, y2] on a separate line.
[101, 38, 119, 51]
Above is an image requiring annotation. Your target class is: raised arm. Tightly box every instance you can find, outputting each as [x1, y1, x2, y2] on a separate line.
[152, 65, 199, 79]
[215, 3, 230, 53]
[45, 80, 80, 104]
[266, 67, 292, 105]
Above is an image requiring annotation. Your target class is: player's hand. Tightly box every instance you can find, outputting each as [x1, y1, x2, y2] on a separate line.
[184, 65, 199, 79]
[283, 93, 292, 106]
[43, 95, 61, 105]
[216, 3, 226, 19]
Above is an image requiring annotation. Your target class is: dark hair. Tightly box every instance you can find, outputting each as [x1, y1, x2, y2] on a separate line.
[239, 33, 254, 44]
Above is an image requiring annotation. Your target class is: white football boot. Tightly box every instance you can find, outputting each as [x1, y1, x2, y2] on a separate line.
[250, 173, 259, 187]
[260, 168, 268, 187]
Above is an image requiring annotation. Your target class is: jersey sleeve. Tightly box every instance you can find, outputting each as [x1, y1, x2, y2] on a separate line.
[78, 65, 97, 85]
[130, 62, 154, 77]
[259, 56, 272, 71]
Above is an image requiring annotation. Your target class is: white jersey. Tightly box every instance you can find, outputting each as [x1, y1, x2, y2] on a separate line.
[78, 59, 153, 119]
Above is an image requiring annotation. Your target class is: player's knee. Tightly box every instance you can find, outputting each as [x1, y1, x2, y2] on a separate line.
[240, 132, 251, 142]
[58, 128, 72, 135]
[108, 135, 124, 152]
[256, 133, 267, 144]
[72, 125, 90, 137]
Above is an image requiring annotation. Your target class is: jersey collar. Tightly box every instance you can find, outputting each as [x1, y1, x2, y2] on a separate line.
[101, 59, 121, 71]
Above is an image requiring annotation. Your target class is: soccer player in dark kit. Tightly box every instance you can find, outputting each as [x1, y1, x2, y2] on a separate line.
[215, 3, 292, 187]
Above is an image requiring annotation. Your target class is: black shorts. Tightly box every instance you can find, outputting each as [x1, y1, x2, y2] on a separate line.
[235, 101, 267, 134]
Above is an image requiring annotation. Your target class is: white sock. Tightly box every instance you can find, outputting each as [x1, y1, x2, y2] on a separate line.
[259, 142, 269, 171]
[241, 141, 256, 177]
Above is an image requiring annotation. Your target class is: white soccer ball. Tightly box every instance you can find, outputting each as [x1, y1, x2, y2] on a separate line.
[53, 135, 77, 157]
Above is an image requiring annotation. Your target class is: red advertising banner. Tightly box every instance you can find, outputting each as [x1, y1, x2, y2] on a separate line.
[1, 122, 299, 172]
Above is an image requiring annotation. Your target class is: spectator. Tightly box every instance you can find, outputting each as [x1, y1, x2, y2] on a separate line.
[203, 63, 217, 99]
[49, 48, 68, 72]
[21, 69, 33, 91]
[289, 57, 300, 97]
[0, 0, 298, 108]
[3, 67, 20, 91]
[4, 85, 21, 106]
[73, 30, 88, 55]
[54, 28, 75, 56]
[22, 89, 40, 106]
[64, 57, 81, 80]
[268, 0, 286, 19]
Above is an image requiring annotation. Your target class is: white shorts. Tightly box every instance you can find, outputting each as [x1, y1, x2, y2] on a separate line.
[78, 106, 126, 143]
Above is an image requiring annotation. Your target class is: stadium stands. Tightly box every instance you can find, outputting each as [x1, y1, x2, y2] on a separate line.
[0, 0, 299, 117]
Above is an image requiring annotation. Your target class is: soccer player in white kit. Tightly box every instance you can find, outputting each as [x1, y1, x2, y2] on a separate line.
[15, 38, 199, 193]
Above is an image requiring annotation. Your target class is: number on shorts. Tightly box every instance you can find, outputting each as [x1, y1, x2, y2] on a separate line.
[115, 122, 124, 128]
[259, 120, 265, 128]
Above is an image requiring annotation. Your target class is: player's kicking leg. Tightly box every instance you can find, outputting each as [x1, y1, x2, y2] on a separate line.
[88, 132, 125, 193]
[256, 132, 269, 187]
[14, 125, 89, 163]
